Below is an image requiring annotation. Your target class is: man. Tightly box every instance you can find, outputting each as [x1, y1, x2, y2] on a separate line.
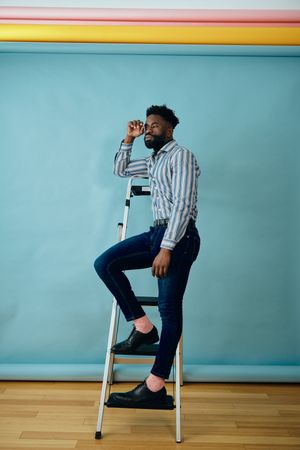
[94, 105, 200, 407]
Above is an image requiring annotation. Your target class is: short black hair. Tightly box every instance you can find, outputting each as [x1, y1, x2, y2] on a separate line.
[146, 104, 179, 129]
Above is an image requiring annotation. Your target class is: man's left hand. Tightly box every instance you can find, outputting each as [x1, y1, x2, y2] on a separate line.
[152, 248, 172, 278]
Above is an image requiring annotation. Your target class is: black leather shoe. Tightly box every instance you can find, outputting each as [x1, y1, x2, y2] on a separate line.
[108, 380, 167, 407]
[111, 326, 159, 354]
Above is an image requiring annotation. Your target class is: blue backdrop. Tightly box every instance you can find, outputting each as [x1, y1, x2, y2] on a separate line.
[0, 43, 299, 381]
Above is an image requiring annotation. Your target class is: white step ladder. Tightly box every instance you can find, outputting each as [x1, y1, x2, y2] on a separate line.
[95, 177, 183, 443]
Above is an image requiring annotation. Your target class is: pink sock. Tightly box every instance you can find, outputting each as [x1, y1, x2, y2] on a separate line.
[134, 315, 153, 334]
[146, 374, 165, 392]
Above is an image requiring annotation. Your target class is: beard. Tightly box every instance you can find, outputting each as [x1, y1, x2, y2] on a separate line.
[144, 134, 167, 152]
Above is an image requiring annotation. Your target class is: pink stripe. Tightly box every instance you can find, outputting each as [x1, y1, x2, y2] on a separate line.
[1, 19, 300, 27]
[1, 7, 300, 23]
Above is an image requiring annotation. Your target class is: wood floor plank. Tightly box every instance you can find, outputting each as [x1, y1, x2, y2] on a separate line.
[3, 390, 98, 400]
[181, 407, 281, 416]
[186, 435, 300, 444]
[0, 399, 94, 406]
[20, 431, 98, 440]
[181, 426, 292, 437]
[0, 439, 76, 448]
[0, 447, 76, 450]
[0, 433, 21, 441]
[8, 415, 84, 424]
[245, 446, 300, 450]
[0, 406, 97, 416]
[0, 393, 44, 400]
[0, 410, 38, 418]
[2, 425, 95, 434]
[236, 418, 300, 427]
[0, 382, 98, 391]
[183, 391, 269, 400]
[278, 410, 300, 417]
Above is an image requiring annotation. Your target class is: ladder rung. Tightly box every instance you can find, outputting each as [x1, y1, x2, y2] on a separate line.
[136, 296, 158, 306]
[112, 343, 159, 356]
[106, 394, 175, 410]
[131, 186, 151, 196]
[113, 357, 155, 364]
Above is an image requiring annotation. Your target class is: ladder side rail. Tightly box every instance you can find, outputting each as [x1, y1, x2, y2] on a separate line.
[107, 306, 121, 385]
[175, 341, 182, 443]
[179, 336, 183, 386]
[108, 223, 124, 385]
[120, 175, 149, 241]
[120, 177, 135, 241]
[107, 176, 143, 384]
[95, 185, 133, 438]
[95, 297, 119, 438]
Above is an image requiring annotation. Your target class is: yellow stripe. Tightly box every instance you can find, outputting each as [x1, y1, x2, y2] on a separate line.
[0, 24, 299, 46]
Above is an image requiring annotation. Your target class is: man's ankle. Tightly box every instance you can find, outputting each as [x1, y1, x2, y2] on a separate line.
[134, 315, 153, 334]
[146, 374, 165, 392]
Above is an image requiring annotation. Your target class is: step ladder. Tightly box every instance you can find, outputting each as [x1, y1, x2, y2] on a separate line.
[95, 177, 183, 443]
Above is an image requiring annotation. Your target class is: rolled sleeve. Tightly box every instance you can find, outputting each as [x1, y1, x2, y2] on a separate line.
[113, 141, 149, 178]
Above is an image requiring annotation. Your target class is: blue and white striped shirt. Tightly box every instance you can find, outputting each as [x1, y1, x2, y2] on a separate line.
[114, 139, 200, 250]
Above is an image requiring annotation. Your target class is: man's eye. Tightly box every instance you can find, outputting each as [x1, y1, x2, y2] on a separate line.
[146, 124, 159, 130]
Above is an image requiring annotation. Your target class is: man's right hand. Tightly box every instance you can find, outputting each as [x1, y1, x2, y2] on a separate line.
[124, 120, 145, 144]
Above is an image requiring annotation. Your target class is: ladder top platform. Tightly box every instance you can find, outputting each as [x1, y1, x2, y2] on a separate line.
[131, 185, 151, 196]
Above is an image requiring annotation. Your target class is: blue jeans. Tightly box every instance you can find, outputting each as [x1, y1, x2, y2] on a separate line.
[94, 223, 200, 379]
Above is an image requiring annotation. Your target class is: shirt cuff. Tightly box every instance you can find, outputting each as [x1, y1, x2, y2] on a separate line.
[160, 238, 176, 250]
[120, 141, 133, 151]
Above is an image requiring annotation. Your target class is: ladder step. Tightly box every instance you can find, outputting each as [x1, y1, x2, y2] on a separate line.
[136, 296, 158, 306]
[131, 186, 151, 196]
[106, 394, 175, 410]
[112, 343, 159, 356]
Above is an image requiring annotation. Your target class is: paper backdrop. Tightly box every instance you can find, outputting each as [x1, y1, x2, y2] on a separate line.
[0, 43, 299, 381]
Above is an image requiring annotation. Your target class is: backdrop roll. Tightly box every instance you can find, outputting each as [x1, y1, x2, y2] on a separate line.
[0, 44, 299, 381]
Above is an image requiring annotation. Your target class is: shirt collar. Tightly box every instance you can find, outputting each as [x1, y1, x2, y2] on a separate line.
[151, 139, 177, 158]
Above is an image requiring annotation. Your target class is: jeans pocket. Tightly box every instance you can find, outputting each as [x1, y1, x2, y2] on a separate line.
[183, 231, 200, 262]
[192, 234, 201, 261]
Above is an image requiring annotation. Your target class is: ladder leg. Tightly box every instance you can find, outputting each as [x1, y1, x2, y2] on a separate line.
[95, 299, 118, 439]
[175, 342, 182, 443]
[179, 335, 183, 386]
[108, 307, 120, 385]
[108, 222, 123, 386]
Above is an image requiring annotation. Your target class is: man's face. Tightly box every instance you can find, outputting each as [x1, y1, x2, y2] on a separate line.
[144, 114, 173, 151]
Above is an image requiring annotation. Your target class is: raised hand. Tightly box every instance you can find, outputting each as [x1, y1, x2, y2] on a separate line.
[124, 120, 145, 144]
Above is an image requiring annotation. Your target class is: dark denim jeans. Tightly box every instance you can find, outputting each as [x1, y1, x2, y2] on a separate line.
[94, 223, 200, 379]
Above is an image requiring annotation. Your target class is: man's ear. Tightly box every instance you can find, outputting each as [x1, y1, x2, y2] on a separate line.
[167, 126, 173, 139]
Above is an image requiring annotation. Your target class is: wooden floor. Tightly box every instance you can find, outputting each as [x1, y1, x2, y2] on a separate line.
[0, 381, 299, 450]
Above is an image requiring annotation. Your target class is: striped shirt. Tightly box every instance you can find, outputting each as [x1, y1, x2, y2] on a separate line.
[114, 139, 200, 250]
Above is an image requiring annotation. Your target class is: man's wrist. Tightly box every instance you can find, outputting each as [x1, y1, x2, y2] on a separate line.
[160, 247, 172, 254]
[123, 136, 135, 144]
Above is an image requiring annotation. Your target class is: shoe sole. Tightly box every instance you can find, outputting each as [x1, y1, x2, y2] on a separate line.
[111, 336, 159, 354]
[106, 395, 174, 410]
